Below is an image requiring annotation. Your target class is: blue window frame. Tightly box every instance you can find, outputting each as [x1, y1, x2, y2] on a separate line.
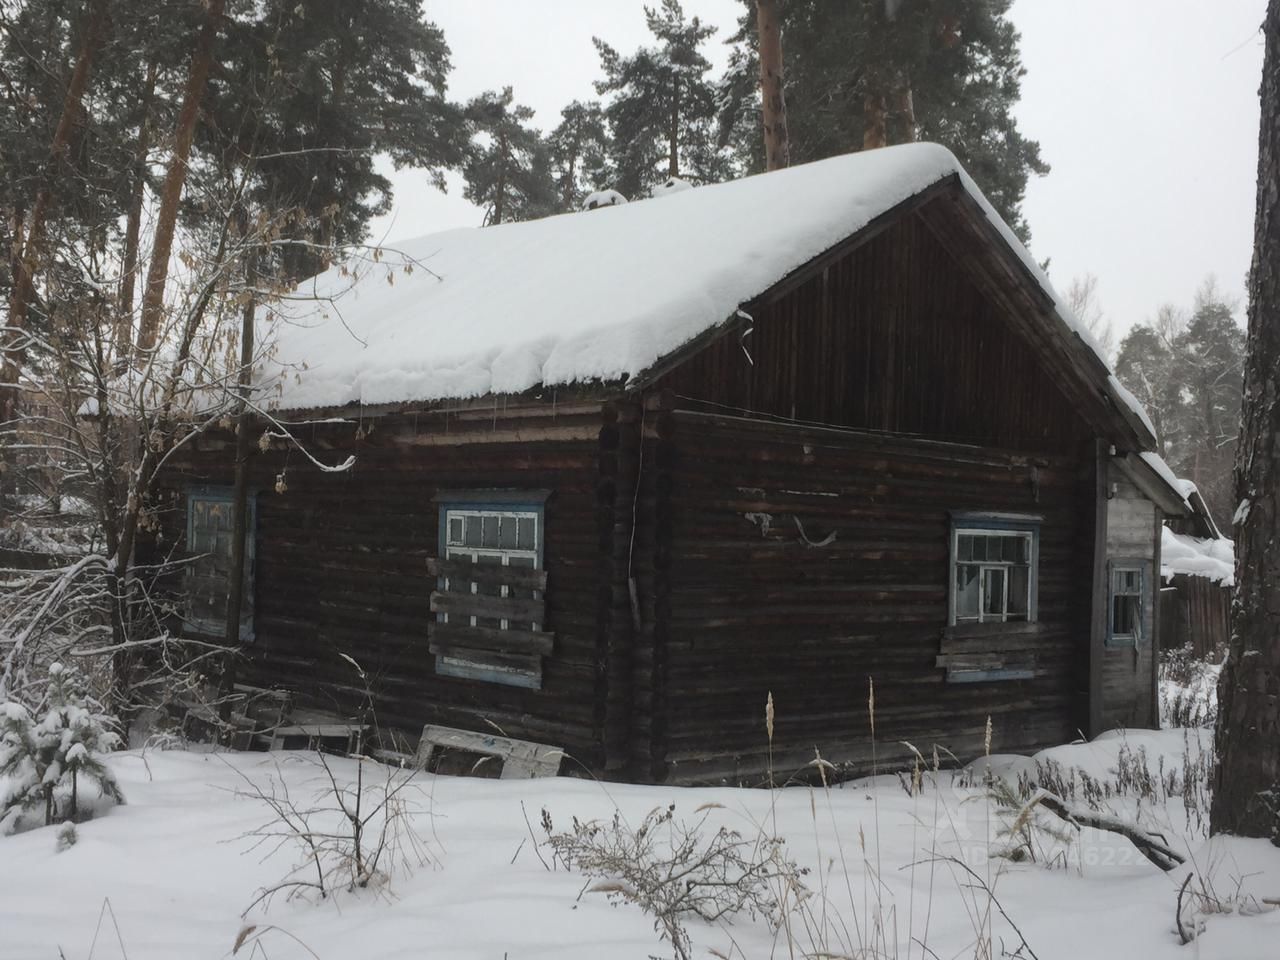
[1107, 559, 1149, 647]
[949, 513, 1040, 627]
[185, 487, 255, 641]
[434, 493, 546, 688]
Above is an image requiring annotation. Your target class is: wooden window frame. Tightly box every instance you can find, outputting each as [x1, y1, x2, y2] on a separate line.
[433, 497, 546, 689]
[948, 515, 1040, 628]
[184, 486, 256, 642]
[1107, 559, 1149, 648]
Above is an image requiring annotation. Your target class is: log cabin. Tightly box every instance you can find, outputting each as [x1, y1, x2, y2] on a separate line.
[155, 143, 1189, 784]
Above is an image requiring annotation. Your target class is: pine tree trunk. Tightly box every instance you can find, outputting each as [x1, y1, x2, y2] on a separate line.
[862, 91, 888, 150]
[2, 0, 108, 518]
[896, 84, 916, 142]
[756, 0, 789, 171]
[494, 130, 508, 225]
[669, 77, 680, 177]
[135, 0, 227, 357]
[1211, 0, 1280, 840]
[115, 61, 159, 365]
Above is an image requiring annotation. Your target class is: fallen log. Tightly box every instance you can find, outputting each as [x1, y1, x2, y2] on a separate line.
[1032, 790, 1186, 872]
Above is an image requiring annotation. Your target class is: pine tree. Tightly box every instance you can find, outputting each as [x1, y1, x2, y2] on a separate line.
[593, 0, 730, 198]
[462, 87, 557, 225]
[547, 100, 613, 212]
[1114, 282, 1244, 529]
[0, 662, 123, 834]
[198, 0, 468, 280]
[720, 0, 1048, 242]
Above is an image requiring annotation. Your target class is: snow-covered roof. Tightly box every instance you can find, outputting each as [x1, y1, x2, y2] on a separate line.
[259, 142, 1149, 431]
[1162, 527, 1235, 585]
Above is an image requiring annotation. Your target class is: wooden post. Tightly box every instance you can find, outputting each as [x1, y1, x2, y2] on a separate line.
[219, 245, 256, 723]
[1088, 439, 1109, 738]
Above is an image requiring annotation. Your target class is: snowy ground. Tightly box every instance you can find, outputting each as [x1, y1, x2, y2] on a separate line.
[2, 729, 1278, 960]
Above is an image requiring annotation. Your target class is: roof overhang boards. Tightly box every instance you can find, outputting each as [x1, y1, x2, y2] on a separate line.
[912, 179, 1156, 453]
[1113, 453, 1192, 518]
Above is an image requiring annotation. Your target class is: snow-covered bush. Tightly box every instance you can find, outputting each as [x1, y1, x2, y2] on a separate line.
[0, 661, 123, 835]
[1160, 644, 1222, 728]
[541, 803, 802, 960]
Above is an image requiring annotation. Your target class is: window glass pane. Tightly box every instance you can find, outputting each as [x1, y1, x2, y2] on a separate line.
[982, 567, 1006, 619]
[1007, 565, 1029, 619]
[464, 515, 482, 547]
[955, 565, 980, 620]
[1113, 594, 1137, 635]
[970, 537, 988, 562]
[956, 534, 973, 563]
[482, 515, 500, 548]
[518, 515, 537, 551]
[448, 517, 463, 544]
[1000, 536, 1016, 563]
[499, 515, 518, 548]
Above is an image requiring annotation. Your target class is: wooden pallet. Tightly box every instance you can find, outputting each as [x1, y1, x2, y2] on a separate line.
[415, 724, 563, 779]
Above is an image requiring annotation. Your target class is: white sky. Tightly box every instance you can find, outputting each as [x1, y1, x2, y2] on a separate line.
[369, 0, 1266, 335]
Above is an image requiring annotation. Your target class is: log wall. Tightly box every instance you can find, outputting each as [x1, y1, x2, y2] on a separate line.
[156, 400, 617, 767]
[643, 409, 1093, 784]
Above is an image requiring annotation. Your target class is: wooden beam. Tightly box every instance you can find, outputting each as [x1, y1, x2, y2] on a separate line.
[1089, 438, 1109, 738]
[427, 621, 554, 656]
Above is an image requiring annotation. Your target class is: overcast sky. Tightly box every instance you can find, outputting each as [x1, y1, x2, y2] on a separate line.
[369, 0, 1266, 338]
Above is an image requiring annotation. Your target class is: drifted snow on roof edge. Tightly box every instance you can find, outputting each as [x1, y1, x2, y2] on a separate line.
[256, 142, 1154, 449]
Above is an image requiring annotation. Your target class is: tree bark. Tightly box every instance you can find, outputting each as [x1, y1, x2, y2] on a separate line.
[756, 0, 789, 171]
[1211, 0, 1280, 840]
[862, 91, 888, 150]
[115, 61, 159, 365]
[135, 0, 227, 357]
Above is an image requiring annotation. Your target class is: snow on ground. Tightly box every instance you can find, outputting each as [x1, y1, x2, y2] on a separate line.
[2, 729, 1277, 960]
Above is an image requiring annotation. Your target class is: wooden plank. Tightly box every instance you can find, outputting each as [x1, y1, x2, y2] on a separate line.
[429, 590, 545, 623]
[427, 620, 554, 656]
[427, 557, 548, 591]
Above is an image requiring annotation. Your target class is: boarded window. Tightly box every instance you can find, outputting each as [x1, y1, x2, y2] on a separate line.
[950, 527, 1037, 625]
[185, 489, 255, 640]
[428, 499, 550, 689]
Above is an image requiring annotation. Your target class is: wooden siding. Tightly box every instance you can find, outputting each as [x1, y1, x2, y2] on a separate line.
[642, 409, 1093, 784]
[1159, 574, 1231, 658]
[658, 211, 1092, 455]
[155, 401, 616, 767]
[1100, 471, 1159, 728]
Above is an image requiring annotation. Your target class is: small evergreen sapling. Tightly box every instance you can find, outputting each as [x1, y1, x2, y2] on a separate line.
[0, 662, 123, 834]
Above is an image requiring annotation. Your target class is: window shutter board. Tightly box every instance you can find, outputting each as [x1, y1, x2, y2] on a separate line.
[427, 557, 548, 591]
[428, 621, 554, 657]
[428, 643, 542, 675]
[429, 590, 546, 623]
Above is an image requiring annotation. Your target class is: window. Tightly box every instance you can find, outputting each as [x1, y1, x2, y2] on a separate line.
[950, 519, 1038, 626]
[185, 488, 255, 640]
[432, 495, 547, 688]
[1108, 562, 1147, 646]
